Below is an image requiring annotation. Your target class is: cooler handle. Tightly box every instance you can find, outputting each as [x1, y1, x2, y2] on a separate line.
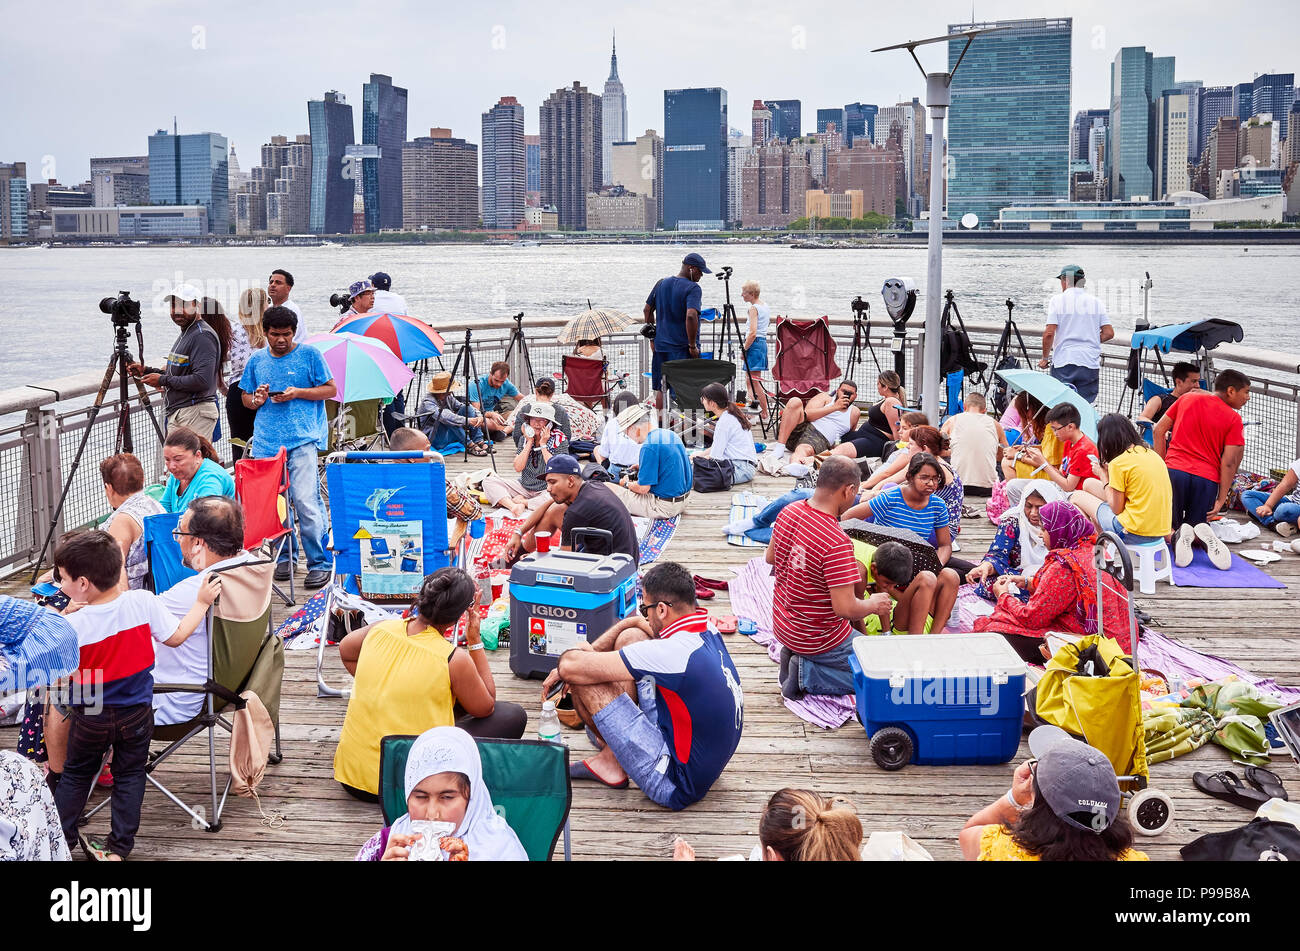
[571, 527, 614, 556]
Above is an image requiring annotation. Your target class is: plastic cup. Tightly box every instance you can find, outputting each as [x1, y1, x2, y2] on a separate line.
[492, 572, 508, 601]
[535, 531, 552, 553]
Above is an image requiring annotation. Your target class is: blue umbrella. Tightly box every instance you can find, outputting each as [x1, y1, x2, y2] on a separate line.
[995, 368, 1097, 440]
[1129, 319, 1242, 356]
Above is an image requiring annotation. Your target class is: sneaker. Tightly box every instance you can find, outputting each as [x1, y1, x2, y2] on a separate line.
[1293, 539, 1300, 556]
[1174, 523, 1196, 568]
[785, 463, 811, 478]
[1275, 521, 1296, 538]
[1195, 522, 1232, 570]
[723, 517, 756, 537]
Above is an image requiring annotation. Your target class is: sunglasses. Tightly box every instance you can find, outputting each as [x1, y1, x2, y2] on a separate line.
[638, 600, 677, 618]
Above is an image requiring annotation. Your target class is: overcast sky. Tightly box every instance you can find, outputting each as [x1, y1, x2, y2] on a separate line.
[2, 0, 1295, 183]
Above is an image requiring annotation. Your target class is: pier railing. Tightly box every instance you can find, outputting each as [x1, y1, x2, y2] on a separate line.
[1, 314, 1297, 573]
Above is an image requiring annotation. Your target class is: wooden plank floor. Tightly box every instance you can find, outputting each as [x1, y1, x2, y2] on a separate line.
[4, 461, 1299, 861]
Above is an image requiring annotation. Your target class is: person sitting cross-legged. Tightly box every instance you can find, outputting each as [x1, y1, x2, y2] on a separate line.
[501, 454, 639, 566]
[1241, 458, 1300, 540]
[1014, 403, 1096, 494]
[481, 402, 570, 518]
[541, 562, 743, 811]
[1069, 413, 1172, 546]
[606, 404, 693, 519]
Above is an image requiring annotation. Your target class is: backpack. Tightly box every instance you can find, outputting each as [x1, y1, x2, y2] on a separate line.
[940, 304, 986, 380]
[990, 356, 1020, 417]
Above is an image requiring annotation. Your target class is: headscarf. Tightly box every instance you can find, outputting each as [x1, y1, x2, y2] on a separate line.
[1000, 480, 1067, 573]
[1039, 500, 1095, 551]
[1, 750, 71, 861]
[0, 596, 80, 694]
[1039, 500, 1103, 634]
[390, 727, 527, 862]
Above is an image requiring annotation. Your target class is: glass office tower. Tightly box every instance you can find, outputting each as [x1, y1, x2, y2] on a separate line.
[1104, 47, 1175, 201]
[147, 130, 229, 234]
[663, 87, 728, 229]
[362, 74, 408, 233]
[1251, 73, 1295, 140]
[308, 91, 355, 235]
[946, 18, 1071, 224]
[766, 100, 802, 142]
[843, 103, 877, 147]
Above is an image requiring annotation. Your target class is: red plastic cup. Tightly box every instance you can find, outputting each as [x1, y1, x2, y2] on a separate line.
[491, 573, 507, 601]
[535, 531, 552, 553]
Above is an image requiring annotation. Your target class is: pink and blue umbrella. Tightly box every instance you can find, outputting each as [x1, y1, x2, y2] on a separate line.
[330, 311, 446, 363]
[303, 332, 415, 404]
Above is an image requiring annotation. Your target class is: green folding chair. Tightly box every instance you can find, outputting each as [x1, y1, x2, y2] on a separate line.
[379, 734, 572, 861]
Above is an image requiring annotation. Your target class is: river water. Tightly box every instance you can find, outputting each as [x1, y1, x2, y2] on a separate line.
[3, 242, 1298, 392]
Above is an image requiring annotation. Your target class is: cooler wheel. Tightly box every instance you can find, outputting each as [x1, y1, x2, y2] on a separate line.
[1129, 788, 1173, 836]
[869, 727, 914, 771]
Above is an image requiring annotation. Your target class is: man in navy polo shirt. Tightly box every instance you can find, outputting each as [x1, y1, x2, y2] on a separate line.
[644, 253, 709, 407]
[543, 561, 743, 810]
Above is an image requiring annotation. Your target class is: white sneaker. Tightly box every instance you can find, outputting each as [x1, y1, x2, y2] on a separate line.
[1292, 539, 1300, 555]
[1175, 523, 1196, 568]
[1275, 521, 1296, 538]
[1195, 522, 1232, 570]
[786, 463, 810, 478]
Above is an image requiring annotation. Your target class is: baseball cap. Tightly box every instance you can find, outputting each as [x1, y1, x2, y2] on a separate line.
[616, 403, 651, 431]
[348, 279, 375, 297]
[1028, 725, 1121, 833]
[544, 454, 582, 476]
[369, 271, 392, 290]
[165, 283, 203, 305]
[1056, 264, 1084, 280]
[523, 402, 556, 424]
[683, 252, 711, 274]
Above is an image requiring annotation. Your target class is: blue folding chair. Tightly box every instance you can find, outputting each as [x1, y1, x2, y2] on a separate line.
[316, 451, 456, 698]
[143, 512, 196, 594]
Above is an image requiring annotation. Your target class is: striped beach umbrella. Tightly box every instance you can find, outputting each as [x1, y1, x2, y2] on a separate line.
[557, 308, 640, 344]
[304, 332, 414, 404]
[330, 311, 446, 363]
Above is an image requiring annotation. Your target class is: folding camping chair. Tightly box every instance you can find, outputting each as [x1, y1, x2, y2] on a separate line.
[83, 557, 284, 833]
[320, 398, 388, 502]
[559, 355, 630, 411]
[764, 316, 841, 441]
[142, 512, 195, 594]
[234, 447, 295, 606]
[380, 734, 572, 861]
[659, 357, 737, 447]
[316, 451, 456, 698]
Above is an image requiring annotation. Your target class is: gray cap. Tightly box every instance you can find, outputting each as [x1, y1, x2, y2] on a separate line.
[1028, 725, 1121, 833]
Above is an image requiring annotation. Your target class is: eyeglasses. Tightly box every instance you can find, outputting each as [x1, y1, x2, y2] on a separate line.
[171, 530, 197, 541]
[638, 600, 677, 617]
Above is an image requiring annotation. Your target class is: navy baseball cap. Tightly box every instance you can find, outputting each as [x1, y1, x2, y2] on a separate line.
[544, 454, 582, 476]
[683, 252, 711, 274]
[369, 271, 392, 290]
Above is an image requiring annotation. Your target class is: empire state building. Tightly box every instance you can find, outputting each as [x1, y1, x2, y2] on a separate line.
[601, 31, 628, 187]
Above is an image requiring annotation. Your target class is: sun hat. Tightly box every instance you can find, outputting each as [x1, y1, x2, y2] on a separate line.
[523, 402, 556, 424]
[616, 403, 651, 432]
[427, 371, 456, 394]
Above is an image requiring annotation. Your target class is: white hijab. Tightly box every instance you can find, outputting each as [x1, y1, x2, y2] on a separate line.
[1, 751, 70, 861]
[390, 727, 527, 862]
[1001, 479, 1067, 573]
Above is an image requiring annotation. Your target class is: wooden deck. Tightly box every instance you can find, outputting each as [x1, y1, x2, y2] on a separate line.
[4, 461, 1298, 861]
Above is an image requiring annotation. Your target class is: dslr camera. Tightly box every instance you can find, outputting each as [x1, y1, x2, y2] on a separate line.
[99, 291, 142, 327]
[329, 292, 353, 314]
[715, 265, 733, 281]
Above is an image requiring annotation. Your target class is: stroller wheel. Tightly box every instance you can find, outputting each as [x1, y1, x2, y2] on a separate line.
[1129, 788, 1173, 836]
[869, 727, 914, 771]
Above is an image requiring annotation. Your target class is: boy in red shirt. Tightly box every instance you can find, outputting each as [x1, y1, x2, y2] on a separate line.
[1023, 403, 1097, 493]
[1154, 368, 1250, 569]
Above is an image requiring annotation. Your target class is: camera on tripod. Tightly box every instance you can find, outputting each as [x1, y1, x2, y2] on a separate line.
[329, 292, 353, 315]
[99, 291, 141, 327]
[851, 296, 870, 316]
[715, 265, 733, 281]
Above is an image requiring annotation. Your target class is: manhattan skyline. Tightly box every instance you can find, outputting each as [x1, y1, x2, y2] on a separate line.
[2, 0, 1297, 184]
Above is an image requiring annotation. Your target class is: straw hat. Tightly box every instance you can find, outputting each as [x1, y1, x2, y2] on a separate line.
[427, 371, 456, 394]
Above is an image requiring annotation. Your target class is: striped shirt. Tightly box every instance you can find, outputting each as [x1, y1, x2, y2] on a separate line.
[770, 501, 861, 655]
[64, 590, 179, 708]
[866, 485, 950, 545]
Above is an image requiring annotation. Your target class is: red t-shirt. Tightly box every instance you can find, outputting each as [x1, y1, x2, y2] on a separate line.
[1061, 433, 1098, 482]
[770, 500, 861, 655]
[1163, 392, 1244, 483]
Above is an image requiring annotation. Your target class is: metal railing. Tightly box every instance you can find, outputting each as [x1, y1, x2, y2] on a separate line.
[1, 313, 1297, 572]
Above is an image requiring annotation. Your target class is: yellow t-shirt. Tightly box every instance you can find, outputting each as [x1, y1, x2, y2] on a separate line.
[1014, 425, 1064, 481]
[978, 824, 1149, 861]
[333, 619, 457, 794]
[1107, 446, 1173, 538]
[851, 540, 933, 635]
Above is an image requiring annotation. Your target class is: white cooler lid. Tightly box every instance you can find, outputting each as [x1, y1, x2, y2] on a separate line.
[853, 633, 1027, 680]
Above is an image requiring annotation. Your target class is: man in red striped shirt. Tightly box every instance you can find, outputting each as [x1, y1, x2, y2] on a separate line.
[766, 455, 891, 699]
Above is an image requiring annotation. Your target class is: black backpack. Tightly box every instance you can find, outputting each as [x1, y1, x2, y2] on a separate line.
[940, 304, 986, 379]
[990, 356, 1020, 417]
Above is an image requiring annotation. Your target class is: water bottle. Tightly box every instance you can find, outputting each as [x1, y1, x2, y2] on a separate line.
[538, 700, 564, 745]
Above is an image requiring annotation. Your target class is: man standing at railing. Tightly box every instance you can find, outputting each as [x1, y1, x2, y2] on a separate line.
[127, 283, 221, 444]
[644, 253, 708, 409]
[1040, 265, 1113, 404]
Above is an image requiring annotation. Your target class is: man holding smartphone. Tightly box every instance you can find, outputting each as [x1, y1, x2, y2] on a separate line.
[240, 306, 337, 588]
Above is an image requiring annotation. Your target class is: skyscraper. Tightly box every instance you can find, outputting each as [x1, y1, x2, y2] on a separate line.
[817, 108, 845, 144]
[266, 135, 312, 235]
[482, 96, 526, 229]
[525, 135, 541, 196]
[1234, 81, 1255, 122]
[663, 87, 728, 230]
[827, 142, 898, 216]
[740, 143, 809, 227]
[751, 101, 772, 144]
[539, 82, 602, 229]
[843, 103, 877, 147]
[601, 32, 627, 187]
[766, 100, 801, 142]
[1105, 46, 1175, 200]
[402, 129, 479, 230]
[1, 162, 28, 242]
[1071, 109, 1109, 162]
[727, 131, 754, 226]
[147, 130, 229, 233]
[1251, 73, 1295, 140]
[610, 130, 663, 225]
[1198, 86, 1235, 164]
[362, 73, 408, 232]
[90, 155, 150, 208]
[307, 91, 355, 234]
[1154, 92, 1190, 198]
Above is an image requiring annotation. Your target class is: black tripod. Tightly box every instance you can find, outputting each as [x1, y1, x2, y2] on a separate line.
[503, 312, 536, 393]
[31, 313, 165, 582]
[447, 328, 498, 472]
[711, 267, 749, 387]
[842, 296, 884, 386]
[984, 298, 1033, 414]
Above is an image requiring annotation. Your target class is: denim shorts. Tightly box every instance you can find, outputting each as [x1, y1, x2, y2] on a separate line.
[1096, 502, 1164, 545]
[745, 338, 769, 371]
[591, 689, 680, 808]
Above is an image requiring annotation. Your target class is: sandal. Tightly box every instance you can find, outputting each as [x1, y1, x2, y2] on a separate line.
[1193, 770, 1270, 810]
[714, 614, 738, 634]
[467, 442, 489, 457]
[78, 831, 119, 861]
[1244, 765, 1289, 801]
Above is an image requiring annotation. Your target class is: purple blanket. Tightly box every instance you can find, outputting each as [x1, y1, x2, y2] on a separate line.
[1172, 550, 1286, 589]
[1138, 630, 1299, 702]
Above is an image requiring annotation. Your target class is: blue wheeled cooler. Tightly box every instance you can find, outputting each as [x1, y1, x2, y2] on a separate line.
[508, 546, 638, 679]
[849, 633, 1027, 770]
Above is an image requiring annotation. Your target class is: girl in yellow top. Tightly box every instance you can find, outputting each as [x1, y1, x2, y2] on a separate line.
[960, 725, 1148, 862]
[333, 568, 527, 801]
[1071, 413, 1174, 543]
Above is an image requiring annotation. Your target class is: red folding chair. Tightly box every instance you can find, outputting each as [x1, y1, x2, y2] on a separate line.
[234, 447, 295, 606]
[763, 316, 841, 439]
[560, 354, 614, 409]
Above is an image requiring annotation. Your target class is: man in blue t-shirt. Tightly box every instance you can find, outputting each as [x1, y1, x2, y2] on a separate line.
[644, 253, 709, 406]
[467, 361, 520, 441]
[240, 305, 337, 588]
[605, 403, 692, 518]
[543, 562, 743, 811]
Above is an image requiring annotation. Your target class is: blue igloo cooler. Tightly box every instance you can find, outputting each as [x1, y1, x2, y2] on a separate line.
[849, 633, 1027, 770]
[508, 549, 638, 679]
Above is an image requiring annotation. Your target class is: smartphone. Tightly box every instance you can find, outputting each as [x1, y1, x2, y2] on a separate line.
[268, 390, 286, 397]
[544, 678, 567, 701]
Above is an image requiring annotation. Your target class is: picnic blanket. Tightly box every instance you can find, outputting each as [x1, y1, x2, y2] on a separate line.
[635, 516, 679, 565]
[1171, 549, 1286, 589]
[726, 492, 769, 548]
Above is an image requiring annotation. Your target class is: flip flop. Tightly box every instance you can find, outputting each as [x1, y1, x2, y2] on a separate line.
[693, 575, 729, 591]
[713, 614, 738, 634]
[569, 759, 629, 789]
[78, 831, 117, 861]
[1193, 770, 1270, 809]
[1244, 765, 1289, 801]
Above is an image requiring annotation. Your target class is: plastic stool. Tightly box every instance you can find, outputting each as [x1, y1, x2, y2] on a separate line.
[1128, 538, 1172, 594]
